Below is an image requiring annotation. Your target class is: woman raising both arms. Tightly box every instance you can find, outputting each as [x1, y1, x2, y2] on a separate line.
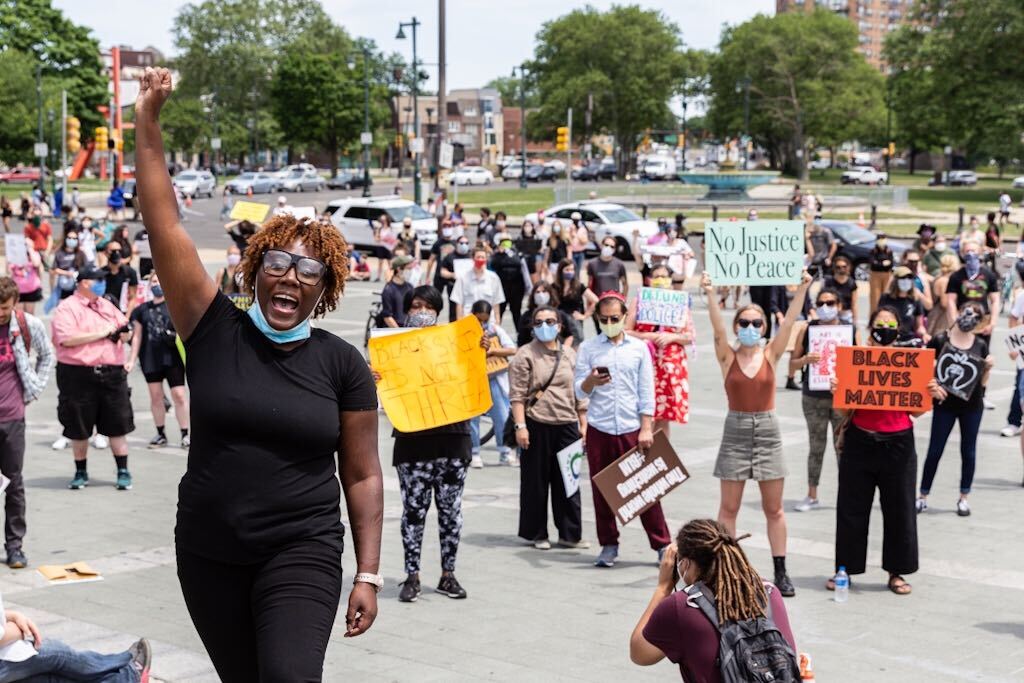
[134, 67, 383, 682]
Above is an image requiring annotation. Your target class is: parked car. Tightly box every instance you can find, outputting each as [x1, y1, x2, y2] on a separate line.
[448, 167, 494, 185]
[274, 163, 317, 179]
[225, 172, 279, 195]
[544, 159, 567, 174]
[279, 169, 325, 192]
[808, 158, 831, 170]
[172, 170, 217, 198]
[640, 157, 676, 180]
[524, 165, 557, 183]
[1013, 176, 1024, 189]
[840, 166, 888, 185]
[0, 167, 44, 184]
[572, 161, 617, 181]
[524, 201, 657, 259]
[821, 220, 907, 281]
[326, 171, 372, 190]
[928, 170, 980, 187]
[325, 196, 438, 250]
[501, 163, 526, 180]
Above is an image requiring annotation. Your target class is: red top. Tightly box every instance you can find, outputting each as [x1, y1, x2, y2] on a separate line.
[725, 355, 775, 412]
[851, 409, 912, 433]
[23, 221, 51, 252]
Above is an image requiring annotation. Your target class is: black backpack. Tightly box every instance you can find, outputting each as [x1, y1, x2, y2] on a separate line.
[684, 581, 800, 683]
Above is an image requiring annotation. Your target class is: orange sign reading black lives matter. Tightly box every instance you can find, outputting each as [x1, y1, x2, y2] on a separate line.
[833, 346, 934, 412]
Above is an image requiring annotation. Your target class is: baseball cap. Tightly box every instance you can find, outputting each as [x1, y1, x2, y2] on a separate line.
[392, 254, 413, 269]
[76, 265, 106, 282]
[277, 195, 287, 204]
[893, 266, 913, 278]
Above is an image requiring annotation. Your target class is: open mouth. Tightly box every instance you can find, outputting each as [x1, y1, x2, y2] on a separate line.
[270, 293, 299, 314]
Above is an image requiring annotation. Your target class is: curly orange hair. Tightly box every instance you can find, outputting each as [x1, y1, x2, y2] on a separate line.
[239, 215, 349, 318]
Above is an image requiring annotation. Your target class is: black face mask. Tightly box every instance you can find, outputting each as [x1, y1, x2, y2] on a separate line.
[108, 252, 122, 265]
[870, 327, 899, 346]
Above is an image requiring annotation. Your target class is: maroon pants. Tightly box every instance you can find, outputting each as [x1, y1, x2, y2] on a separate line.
[586, 426, 672, 550]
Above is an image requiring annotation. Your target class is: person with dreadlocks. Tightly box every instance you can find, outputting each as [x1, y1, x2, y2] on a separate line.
[135, 66, 383, 682]
[630, 519, 797, 679]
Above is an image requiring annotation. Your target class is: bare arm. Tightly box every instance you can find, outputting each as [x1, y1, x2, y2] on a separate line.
[127, 321, 143, 368]
[701, 272, 733, 371]
[769, 272, 812, 363]
[134, 67, 218, 340]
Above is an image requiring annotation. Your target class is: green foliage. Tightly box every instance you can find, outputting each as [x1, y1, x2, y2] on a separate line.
[527, 5, 690, 168]
[0, 0, 108, 130]
[0, 50, 38, 164]
[707, 9, 884, 178]
[485, 75, 538, 109]
[160, 96, 211, 156]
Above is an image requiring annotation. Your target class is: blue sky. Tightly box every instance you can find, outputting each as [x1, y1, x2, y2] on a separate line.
[54, 0, 772, 89]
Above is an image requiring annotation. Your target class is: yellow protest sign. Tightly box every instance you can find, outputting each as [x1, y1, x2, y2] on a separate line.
[229, 201, 270, 223]
[369, 315, 491, 432]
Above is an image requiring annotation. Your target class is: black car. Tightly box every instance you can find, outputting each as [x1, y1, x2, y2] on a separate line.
[572, 161, 616, 181]
[327, 171, 372, 190]
[820, 220, 908, 281]
[524, 165, 557, 183]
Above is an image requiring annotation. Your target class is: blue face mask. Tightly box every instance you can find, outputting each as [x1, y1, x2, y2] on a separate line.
[89, 280, 106, 298]
[246, 285, 320, 344]
[151, 285, 164, 298]
[737, 325, 762, 347]
[533, 322, 559, 343]
[965, 252, 980, 276]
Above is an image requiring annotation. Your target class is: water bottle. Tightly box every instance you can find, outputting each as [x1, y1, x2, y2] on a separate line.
[834, 566, 849, 603]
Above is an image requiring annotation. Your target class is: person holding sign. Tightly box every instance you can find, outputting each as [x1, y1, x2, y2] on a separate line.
[789, 288, 856, 512]
[574, 291, 669, 568]
[877, 266, 927, 341]
[917, 302, 993, 517]
[701, 268, 813, 598]
[510, 305, 589, 550]
[829, 306, 922, 596]
[470, 300, 517, 468]
[625, 264, 695, 433]
[135, 67, 383, 680]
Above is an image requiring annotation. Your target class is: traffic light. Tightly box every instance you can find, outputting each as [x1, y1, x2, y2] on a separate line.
[114, 134, 124, 152]
[556, 126, 569, 152]
[888, 142, 896, 157]
[94, 126, 108, 150]
[395, 133, 404, 147]
[66, 117, 81, 154]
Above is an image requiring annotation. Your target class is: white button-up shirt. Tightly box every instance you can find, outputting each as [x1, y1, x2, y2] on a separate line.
[574, 333, 654, 436]
[450, 268, 505, 318]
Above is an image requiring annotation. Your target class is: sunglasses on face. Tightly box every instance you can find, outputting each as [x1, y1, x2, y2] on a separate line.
[262, 249, 326, 286]
[533, 318, 558, 328]
[737, 319, 764, 329]
[597, 315, 622, 324]
[873, 320, 898, 329]
[817, 300, 837, 307]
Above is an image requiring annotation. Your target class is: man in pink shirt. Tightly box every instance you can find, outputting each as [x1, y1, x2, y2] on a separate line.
[50, 266, 136, 491]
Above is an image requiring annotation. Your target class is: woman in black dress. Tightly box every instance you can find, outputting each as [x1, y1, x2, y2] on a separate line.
[554, 257, 597, 345]
[135, 67, 383, 683]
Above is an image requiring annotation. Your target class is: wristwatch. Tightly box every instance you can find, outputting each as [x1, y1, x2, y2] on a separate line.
[514, 422, 528, 431]
[353, 572, 384, 593]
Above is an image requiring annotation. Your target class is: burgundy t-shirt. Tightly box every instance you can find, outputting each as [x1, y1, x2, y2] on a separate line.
[642, 583, 796, 682]
[0, 324, 24, 422]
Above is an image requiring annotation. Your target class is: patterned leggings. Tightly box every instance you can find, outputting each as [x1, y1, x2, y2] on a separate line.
[396, 458, 468, 574]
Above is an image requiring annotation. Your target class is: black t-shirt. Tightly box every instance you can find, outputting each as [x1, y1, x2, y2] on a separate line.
[946, 267, 999, 313]
[380, 279, 413, 326]
[877, 293, 924, 334]
[490, 251, 525, 294]
[928, 332, 988, 414]
[178, 293, 378, 562]
[129, 300, 178, 374]
[869, 246, 894, 272]
[823, 276, 857, 311]
[439, 252, 470, 289]
[431, 238, 457, 287]
[102, 264, 139, 311]
[546, 239, 568, 264]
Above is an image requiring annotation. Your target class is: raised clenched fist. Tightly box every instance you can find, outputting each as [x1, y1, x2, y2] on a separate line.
[135, 67, 173, 118]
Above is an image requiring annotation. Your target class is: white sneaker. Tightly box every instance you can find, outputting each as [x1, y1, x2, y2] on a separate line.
[90, 434, 109, 449]
[983, 397, 996, 410]
[51, 437, 69, 451]
[793, 497, 820, 512]
[1001, 424, 1022, 437]
[956, 499, 971, 517]
[470, 454, 484, 469]
[915, 498, 928, 513]
[505, 452, 520, 467]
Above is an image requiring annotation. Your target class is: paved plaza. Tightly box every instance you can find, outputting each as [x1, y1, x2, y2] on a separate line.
[3, 194, 1024, 682]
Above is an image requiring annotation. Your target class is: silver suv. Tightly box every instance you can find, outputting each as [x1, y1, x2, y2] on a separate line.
[325, 196, 438, 251]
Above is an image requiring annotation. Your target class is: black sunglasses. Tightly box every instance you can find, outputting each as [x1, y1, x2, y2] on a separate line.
[533, 318, 559, 328]
[262, 249, 326, 286]
[816, 300, 838, 307]
[737, 319, 764, 329]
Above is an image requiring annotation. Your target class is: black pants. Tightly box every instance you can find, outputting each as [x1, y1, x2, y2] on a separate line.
[176, 537, 342, 683]
[518, 419, 583, 543]
[835, 425, 918, 576]
[0, 420, 26, 552]
[499, 289, 524, 332]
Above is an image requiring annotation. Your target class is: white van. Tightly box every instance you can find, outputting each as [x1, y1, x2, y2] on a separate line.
[641, 157, 677, 180]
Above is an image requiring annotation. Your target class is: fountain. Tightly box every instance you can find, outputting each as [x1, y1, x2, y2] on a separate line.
[678, 141, 778, 200]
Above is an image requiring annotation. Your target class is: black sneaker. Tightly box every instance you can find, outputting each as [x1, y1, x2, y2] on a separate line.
[148, 434, 168, 449]
[398, 574, 421, 603]
[785, 377, 800, 390]
[775, 571, 796, 597]
[435, 574, 467, 599]
[6, 549, 26, 569]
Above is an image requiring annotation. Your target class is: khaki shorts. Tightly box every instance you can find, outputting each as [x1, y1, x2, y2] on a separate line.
[714, 410, 787, 481]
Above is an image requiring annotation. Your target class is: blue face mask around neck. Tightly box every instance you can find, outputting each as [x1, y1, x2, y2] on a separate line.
[247, 283, 322, 344]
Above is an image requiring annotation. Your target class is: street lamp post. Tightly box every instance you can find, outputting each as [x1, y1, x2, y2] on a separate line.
[884, 77, 892, 178]
[512, 64, 528, 190]
[397, 18, 421, 205]
[425, 106, 435, 190]
[349, 46, 373, 197]
[736, 76, 751, 170]
[681, 99, 688, 172]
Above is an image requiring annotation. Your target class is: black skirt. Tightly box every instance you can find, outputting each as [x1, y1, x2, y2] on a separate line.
[393, 433, 472, 467]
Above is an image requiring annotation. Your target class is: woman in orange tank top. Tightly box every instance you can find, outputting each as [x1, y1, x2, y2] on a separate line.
[701, 268, 812, 598]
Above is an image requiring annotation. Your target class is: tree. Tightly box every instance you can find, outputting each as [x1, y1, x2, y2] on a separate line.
[160, 96, 211, 156]
[883, 26, 947, 174]
[706, 9, 884, 179]
[0, 50, 38, 164]
[528, 6, 689, 172]
[484, 75, 538, 109]
[0, 0, 108, 129]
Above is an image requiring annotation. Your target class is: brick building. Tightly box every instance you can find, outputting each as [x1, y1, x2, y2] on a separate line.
[776, 0, 912, 70]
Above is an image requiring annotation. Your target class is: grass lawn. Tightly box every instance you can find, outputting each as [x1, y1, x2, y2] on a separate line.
[0, 177, 114, 199]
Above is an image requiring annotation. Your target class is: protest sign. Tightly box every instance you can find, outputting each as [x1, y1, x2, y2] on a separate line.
[704, 220, 805, 285]
[370, 327, 415, 339]
[453, 258, 474, 280]
[3, 234, 28, 266]
[555, 438, 584, 498]
[935, 343, 985, 401]
[592, 431, 689, 525]
[636, 287, 690, 328]
[368, 315, 491, 432]
[833, 346, 934, 411]
[37, 562, 103, 585]
[807, 325, 854, 391]
[1005, 325, 1024, 370]
[229, 201, 270, 223]
[283, 206, 317, 220]
[485, 336, 509, 375]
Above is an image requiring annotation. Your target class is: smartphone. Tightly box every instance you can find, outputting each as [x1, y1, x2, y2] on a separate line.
[594, 366, 610, 378]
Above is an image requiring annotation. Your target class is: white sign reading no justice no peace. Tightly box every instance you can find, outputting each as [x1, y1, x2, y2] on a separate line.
[704, 220, 805, 286]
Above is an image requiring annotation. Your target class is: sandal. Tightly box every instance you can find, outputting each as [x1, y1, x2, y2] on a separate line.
[825, 574, 850, 591]
[887, 574, 912, 595]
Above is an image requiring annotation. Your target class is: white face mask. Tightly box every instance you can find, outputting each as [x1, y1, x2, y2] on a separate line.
[534, 291, 551, 306]
[601, 246, 615, 259]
